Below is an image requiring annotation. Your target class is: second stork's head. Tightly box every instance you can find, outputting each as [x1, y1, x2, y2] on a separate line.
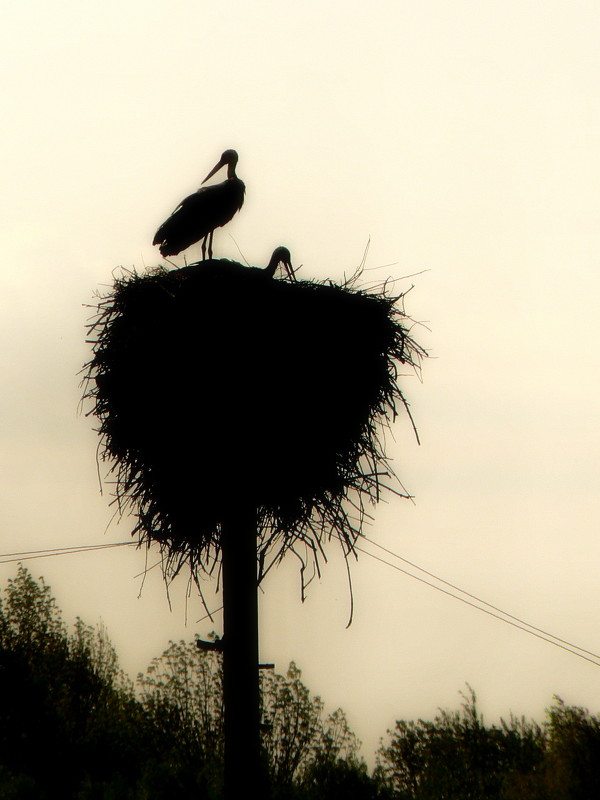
[265, 246, 295, 281]
[202, 149, 239, 183]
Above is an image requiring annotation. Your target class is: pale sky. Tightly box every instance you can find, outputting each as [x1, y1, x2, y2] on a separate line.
[2, 0, 600, 763]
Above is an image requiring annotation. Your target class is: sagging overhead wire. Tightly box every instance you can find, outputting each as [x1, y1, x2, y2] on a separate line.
[0, 541, 134, 565]
[353, 533, 600, 668]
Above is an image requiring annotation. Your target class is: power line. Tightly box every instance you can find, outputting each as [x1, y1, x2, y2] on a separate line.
[360, 534, 600, 661]
[353, 534, 600, 668]
[0, 542, 134, 565]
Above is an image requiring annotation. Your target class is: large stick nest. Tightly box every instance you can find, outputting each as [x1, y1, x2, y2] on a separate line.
[82, 259, 425, 584]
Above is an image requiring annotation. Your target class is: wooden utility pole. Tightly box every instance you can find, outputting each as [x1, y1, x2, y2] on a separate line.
[221, 504, 265, 799]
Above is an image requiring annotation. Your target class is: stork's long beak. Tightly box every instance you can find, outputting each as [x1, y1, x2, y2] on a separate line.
[284, 259, 297, 282]
[202, 155, 227, 184]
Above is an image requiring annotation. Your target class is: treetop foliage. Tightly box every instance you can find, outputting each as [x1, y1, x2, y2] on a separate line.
[2, 565, 600, 799]
[377, 684, 600, 800]
[0, 566, 381, 799]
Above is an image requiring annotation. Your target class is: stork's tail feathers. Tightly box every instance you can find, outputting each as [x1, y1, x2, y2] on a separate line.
[153, 227, 178, 257]
[158, 242, 176, 257]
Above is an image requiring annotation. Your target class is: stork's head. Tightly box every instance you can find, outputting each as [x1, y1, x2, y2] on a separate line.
[266, 246, 296, 280]
[203, 149, 239, 183]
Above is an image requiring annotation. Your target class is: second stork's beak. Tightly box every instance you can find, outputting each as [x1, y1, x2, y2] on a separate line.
[202, 154, 227, 184]
[283, 257, 297, 282]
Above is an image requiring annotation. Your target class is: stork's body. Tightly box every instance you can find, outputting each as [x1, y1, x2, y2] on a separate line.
[153, 149, 245, 259]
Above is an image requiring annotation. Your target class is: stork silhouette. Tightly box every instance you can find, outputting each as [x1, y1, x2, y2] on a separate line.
[153, 149, 245, 260]
[263, 246, 296, 281]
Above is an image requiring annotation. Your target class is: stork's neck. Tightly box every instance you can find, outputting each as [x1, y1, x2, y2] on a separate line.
[227, 162, 237, 180]
[265, 257, 278, 277]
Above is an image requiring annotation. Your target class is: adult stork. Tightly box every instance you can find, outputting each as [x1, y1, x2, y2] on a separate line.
[153, 149, 245, 260]
[264, 246, 296, 281]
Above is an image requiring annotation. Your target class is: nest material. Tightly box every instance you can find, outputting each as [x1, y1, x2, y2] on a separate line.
[82, 259, 425, 583]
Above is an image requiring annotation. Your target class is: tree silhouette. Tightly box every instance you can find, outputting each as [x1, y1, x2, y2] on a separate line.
[377, 686, 546, 800]
[9, 567, 600, 798]
[138, 641, 367, 798]
[0, 566, 153, 798]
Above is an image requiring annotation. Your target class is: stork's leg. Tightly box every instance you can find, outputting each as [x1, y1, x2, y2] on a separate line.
[201, 236, 207, 261]
[207, 230, 214, 259]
